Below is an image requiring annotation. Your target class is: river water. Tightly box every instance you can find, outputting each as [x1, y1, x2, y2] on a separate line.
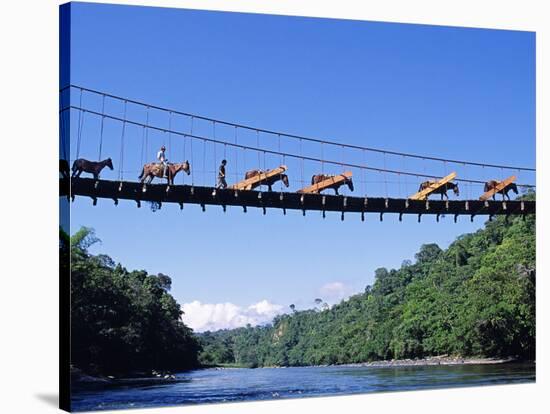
[72, 362, 535, 412]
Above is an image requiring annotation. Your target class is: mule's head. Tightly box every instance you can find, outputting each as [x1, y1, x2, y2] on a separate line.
[106, 158, 114, 170]
[183, 160, 191, 175]
[346, 177, 354, 192]
[281, 174, 290, 187]
[452, 182, 460, 196]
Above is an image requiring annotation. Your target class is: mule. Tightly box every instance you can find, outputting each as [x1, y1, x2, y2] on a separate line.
[311, 174, 354, 195]
[418, 180, 459, 200]
[138, 161, 190, 185]
[71, 158, 113, 180]
[60, 159, 70, 179]
[244, 169, 290, 191]
[484, 180, 518, 201]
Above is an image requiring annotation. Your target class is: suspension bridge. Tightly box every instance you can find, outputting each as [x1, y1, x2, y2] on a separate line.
[59, 85, 536, 221]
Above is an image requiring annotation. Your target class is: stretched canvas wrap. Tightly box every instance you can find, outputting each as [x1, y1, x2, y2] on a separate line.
[59, 2, 536, 412]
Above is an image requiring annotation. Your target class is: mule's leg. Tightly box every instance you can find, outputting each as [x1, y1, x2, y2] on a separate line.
[268, 184, 272, 192]
[334, 187, 339, 196]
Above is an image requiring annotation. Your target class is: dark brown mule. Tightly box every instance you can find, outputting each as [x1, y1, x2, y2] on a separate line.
[311, 174, 354, 195]
[138, 161, 190, 185]
[484, 180, 518, 201]
[418, 180, 459, 200]
[72, 158, 113, 180]
[244, 169, 290, 191]
[60, 159, 70, 179]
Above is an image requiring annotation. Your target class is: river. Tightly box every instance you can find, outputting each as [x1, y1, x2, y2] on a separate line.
[71, 362, 535, 411]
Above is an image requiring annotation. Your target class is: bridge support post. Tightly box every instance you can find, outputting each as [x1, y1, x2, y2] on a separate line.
[222, 205, 226, 213]
[201, 203, 205, 212]
[470, 214, 475, 222]
[341, 211, 345, 221]
[399, 212, 403, 222]
[361, 211, 365, 222]
[243, 205, 247, 213]
[436, 213, 440, 222]
[454, 214, 458, 223]
[136, 200, 141, 208]
[178, 202, 183, 210]
[418, 214, 422, 223]
[379, 212, 383, 221]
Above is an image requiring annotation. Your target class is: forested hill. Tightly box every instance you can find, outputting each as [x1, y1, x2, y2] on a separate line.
[199, 203, 535, 367]
[64, 227, 201, 376]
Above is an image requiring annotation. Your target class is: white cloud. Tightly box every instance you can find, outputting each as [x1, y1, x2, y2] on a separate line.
[181, 300, 284, 332]
[319, 281, 352, 304]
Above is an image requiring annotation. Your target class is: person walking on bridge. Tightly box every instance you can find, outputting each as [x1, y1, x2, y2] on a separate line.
[217, 159, 228, 189]
[157, 145, 168, 178]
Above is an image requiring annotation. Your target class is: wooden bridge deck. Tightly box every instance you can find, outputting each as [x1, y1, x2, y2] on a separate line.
[62, 178, 535, 219]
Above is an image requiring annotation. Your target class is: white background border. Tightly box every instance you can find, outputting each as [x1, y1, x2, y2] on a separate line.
[0, 1, 546, 413]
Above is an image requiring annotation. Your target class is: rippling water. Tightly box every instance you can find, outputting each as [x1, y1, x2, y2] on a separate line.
[71, 362, 535, 412]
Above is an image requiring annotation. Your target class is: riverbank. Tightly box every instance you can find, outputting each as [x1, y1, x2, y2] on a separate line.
[335, 355, 519, 368]
[210, 355, 524, 370]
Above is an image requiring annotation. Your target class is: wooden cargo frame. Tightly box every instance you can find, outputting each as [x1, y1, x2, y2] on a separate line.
[409, 172, 457, 201]
[297, 171, 353, 194]
[230, 165, 287, 191]
[479, 175, 517, 201]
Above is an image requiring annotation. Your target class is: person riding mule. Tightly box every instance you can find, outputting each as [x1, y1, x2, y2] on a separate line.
[138, 160, 191, 185]
[157, 145, 168, 178]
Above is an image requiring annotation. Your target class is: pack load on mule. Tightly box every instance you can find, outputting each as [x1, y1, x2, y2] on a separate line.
[298, 172, 354, 195]
[231, 165, 288, 191]
[480, 176, 518, 201]
[72, 158, 114, 180]
[409, 172, 458, 201]
[138, 161, 191, 185]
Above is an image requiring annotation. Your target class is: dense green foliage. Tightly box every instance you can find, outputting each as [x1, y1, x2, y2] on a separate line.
[199, 207, 535, 367]
[67, 227, 200, 375]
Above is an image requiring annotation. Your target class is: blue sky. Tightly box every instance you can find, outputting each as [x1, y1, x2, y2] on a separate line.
[66, 2, 535, 331]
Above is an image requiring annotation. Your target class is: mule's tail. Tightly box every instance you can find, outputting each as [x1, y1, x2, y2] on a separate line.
[483, 183, 489, 192]
[311, 175, 315, 185]
[138, 167, 144, 179]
